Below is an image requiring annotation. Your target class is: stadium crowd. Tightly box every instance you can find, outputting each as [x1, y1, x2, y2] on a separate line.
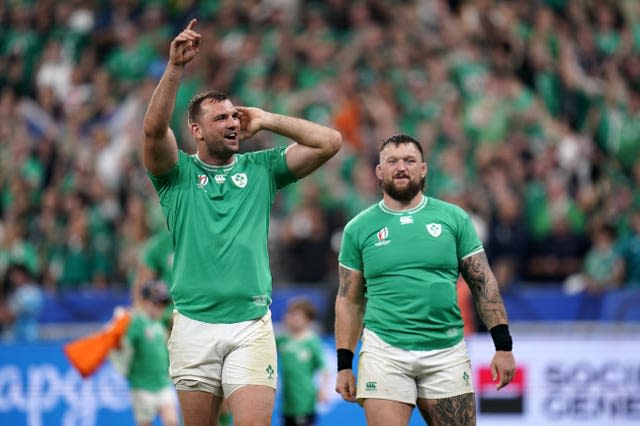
[1, 0, 640, 316]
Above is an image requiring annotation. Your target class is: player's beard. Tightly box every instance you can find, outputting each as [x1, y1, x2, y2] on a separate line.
[203, 138, 237, 162]
[381, 175, 425, 203]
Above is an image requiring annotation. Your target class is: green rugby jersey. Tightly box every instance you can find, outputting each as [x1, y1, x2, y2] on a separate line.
[125, 312, 171, 391]
[148, 147, 297, 323]
[339, 196, 483, 350]
[276, 331, 326, 416]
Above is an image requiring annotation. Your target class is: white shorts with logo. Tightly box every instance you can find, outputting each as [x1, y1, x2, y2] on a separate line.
[168, 310, 277, 397]
[130, 386, 176, 423]
[356, 328, 474, 404]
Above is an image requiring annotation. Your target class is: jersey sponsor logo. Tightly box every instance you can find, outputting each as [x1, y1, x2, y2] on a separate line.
[365, 381, 377, 391]
[426, 223, 442, 237]
[400, 215, 413, 225]
[252, 295, 268, 307]
[445, 327, 459, 336]
[375, 227, 390, 246]
[231, 172, 248, 188]
[197, 174, 209, 188]
[214, 174, 226, 184]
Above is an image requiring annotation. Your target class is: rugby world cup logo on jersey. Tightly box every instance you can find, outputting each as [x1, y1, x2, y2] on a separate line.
[426, 223, 442, 237]
[231, 173, 248, 188]
[197, 175, 209, 188]
[374, 227, 390, 246]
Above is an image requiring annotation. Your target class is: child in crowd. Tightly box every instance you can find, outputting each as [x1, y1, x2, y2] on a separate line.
[276, 298, 329, 426]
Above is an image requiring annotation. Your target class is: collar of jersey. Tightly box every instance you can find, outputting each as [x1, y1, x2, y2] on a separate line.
[379, 194, 428, 215]
[192, 154, 237, 172]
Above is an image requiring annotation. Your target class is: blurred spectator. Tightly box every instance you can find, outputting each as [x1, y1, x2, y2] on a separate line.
[527, 214, 589, 283]
[0, 263, 44, 342]
[618, 209, 640, 287]
[485, 189, 530, 286]
[565, 221, 624, 295]
[525, 171, 589, 281]
[276, 298, 329, 426]
[281, 180, 332, 285]
[0, 216, 40, 280]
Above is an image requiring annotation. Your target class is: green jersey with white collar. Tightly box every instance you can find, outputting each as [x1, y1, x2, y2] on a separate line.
[125, 311, 171, 391]
[339, 196, 483, 350]
[148, 147, 297, 323]
[276, 331, 326, 416]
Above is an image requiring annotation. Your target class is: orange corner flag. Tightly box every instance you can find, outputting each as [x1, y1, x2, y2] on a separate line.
[63, 308, 132, 378]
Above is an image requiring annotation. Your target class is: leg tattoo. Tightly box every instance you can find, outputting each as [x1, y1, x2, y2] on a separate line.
[419, 393, 476, 426]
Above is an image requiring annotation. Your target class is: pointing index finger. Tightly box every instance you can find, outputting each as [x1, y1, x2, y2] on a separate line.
[186, 18, 197, 31]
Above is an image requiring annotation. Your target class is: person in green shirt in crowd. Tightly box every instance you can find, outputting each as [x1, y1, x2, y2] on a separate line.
[142, 19, 341, 426]
[131, 228, 174, 326]
[334, 134, 515, 426]
[618, 209, 640, 287]
[113, 280, 179, 426]
[276, 298, 329, 426]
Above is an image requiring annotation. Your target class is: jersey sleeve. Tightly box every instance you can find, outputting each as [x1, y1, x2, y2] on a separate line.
[338, 222, 363, 271]
[456, 209, 484, 260]
[146, 151, 186, 203]
[268, 145, 298, 189]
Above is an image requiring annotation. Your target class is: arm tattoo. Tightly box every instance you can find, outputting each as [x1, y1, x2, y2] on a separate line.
[420, 393, 476, 426]
[337, 266, 352, 298]
[459, 251, 508, 328]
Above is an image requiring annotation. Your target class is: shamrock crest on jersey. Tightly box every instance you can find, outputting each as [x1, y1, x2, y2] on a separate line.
[231, 173, 248, 188]
[426, 223, 442, 237]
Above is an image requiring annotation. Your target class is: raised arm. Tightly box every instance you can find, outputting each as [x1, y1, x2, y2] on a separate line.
[235, 106, 342, 179]
[142, 19, 201, 175]
[459, 251, 516, 390]
[334, 265, 365, 402]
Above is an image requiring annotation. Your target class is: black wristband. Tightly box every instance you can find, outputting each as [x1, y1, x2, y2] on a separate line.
[337, 348, 354, 372]
[489, 324, 513, 351]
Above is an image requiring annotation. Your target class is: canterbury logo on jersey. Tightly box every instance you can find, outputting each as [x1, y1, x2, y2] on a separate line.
[400, 215, 413, 225]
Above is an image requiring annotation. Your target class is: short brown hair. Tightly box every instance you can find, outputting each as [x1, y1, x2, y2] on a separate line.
[187, 90, 229, 124]
[379, 133, 424, 160]
[287, 298, 317, 321]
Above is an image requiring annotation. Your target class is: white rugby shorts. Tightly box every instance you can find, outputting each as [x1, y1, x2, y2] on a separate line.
[356, 328, 474, 404]
[168, 310, 278, 397]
